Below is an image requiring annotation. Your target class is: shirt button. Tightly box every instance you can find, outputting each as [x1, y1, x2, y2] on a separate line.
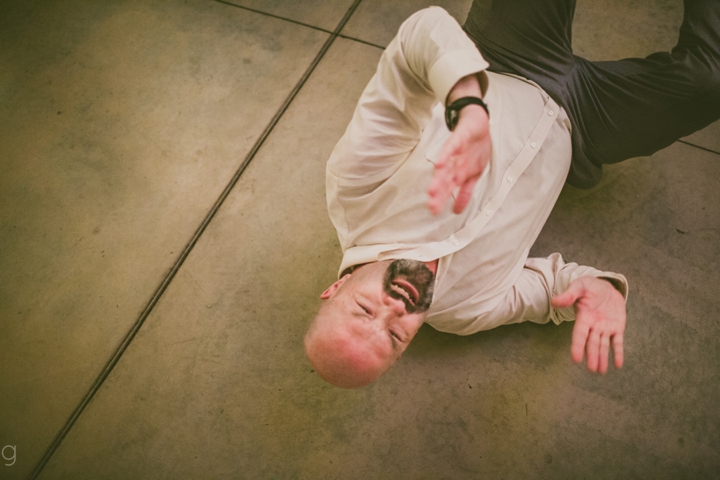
[506, 176, 513, 183]
[486, 210, 492, 216]
[452, 239, 459, 246]
[531, 142, 537, 148]
[547, 110, 554, 116]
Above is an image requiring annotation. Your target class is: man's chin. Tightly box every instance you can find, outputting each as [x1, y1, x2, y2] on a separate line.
[383, 259, 435, 314]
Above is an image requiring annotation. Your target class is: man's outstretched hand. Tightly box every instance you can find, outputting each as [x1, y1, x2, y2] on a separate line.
[428, 105, 491, 215]
[428, 72, 492, 215]
[551, 277, 626, 374]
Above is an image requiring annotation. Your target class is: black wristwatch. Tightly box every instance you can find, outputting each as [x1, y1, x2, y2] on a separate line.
[445, 96, 489, 131]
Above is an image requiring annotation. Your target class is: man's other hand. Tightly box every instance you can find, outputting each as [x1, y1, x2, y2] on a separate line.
[551, 277, 626, 374]
[428, 72, 492, 215]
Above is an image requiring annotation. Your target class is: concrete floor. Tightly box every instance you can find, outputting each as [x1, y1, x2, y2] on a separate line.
[1, 0, 718, 478]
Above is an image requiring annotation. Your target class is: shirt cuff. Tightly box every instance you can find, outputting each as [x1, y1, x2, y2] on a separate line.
[598, 273, 629, 301]
[427, 49, 489, 106]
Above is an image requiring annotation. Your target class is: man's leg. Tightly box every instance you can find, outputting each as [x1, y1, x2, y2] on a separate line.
[566, 0, 720, 180]
[465, 0, 720, 189]
[463, 0, 576, 105]
[464, 0, 608, 187]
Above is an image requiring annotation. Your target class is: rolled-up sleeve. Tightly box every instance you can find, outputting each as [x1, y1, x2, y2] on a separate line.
[326, 7, 489, 187]
[490, 253, 629, 327]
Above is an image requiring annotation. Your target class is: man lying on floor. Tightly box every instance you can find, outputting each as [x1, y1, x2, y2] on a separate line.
[304, 2, 720, 388]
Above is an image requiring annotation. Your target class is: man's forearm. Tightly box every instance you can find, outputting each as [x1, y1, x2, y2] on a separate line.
[327, 7, 490, 187]
[446, 72, 486, 104]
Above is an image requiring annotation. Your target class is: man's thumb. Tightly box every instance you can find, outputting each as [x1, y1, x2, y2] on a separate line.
[551, 281, 584, 309]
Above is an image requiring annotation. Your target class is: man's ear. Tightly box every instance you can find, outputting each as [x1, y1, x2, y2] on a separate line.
[320, 274, 351, 299]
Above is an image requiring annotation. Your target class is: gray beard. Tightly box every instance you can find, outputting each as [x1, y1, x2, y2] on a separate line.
[383, 259, 435, 314]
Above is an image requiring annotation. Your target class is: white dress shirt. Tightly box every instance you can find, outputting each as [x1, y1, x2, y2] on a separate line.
[326, 7, 628, 335]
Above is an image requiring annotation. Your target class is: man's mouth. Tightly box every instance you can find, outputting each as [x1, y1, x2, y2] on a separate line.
[389, 279, 419, 306]
[383, 259, 434, 314]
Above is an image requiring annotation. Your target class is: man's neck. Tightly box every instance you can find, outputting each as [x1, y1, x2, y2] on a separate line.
[423, 259, 438, 275]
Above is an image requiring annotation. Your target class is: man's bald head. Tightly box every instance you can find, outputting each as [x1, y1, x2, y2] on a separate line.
[304, 260, 435, 388]
[305, 300, 392, 388]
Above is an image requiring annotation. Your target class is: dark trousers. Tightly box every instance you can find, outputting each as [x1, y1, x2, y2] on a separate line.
[464, 0, 720, 188]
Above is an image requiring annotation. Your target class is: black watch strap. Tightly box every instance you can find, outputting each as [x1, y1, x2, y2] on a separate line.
[445, 96, 489, 131]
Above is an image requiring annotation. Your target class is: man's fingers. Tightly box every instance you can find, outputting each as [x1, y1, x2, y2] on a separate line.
[612, 334, 624, 369]
[598, 334, 610, 374]
[570, 321, 589, 364]
[428, 184, 454, 214]
[586, 330, 600, 372]
[429, 126, 491, 215]
[428, 164, 456, 214]
[453, 176, 479, 214]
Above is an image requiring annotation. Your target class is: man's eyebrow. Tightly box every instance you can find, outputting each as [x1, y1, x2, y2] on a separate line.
[355, 292, 375, 308]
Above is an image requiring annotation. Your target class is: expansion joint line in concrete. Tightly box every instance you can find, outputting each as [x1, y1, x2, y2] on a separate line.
[677, 139, 720, 156]
[214, 0, 384, 50]
[27, 1, 365, 478]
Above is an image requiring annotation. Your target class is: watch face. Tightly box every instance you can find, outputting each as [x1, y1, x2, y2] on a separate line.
[446, 108, 459, 131]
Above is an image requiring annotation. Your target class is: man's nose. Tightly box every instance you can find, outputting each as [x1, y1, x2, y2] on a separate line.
[382, 293, 407, 316]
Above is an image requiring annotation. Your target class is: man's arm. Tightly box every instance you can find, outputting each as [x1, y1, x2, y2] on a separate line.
[327, 7, 489, 189]
[483, 253, 628, 374]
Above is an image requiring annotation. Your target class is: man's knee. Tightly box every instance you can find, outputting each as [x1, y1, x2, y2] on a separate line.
[686, 52, 720, 108]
